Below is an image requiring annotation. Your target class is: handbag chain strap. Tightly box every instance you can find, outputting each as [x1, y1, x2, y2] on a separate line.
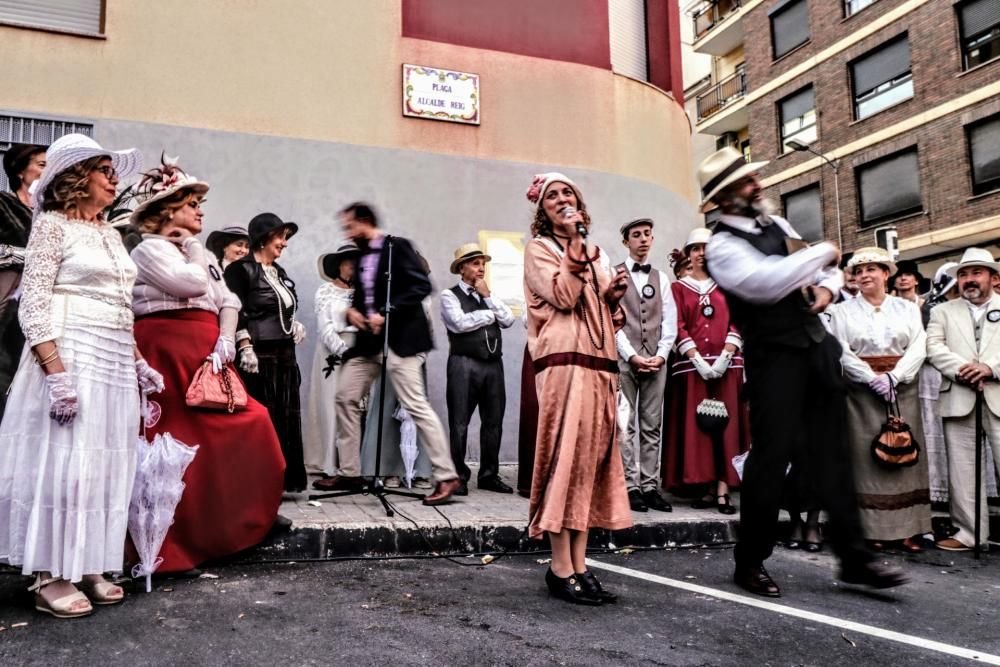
[219, 364, 235, 413]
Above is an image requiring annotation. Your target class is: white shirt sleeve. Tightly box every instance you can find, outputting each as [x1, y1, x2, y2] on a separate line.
[439, 287, 496, 334]
[484, 296, 516, 329]
[616, 329, 636, 362]
[132, 237, 210, 299]
[706, 231, 840, 305]
[655, 271, 678, 359]
[829, 302, 877, 384]
[892, 301, 927, 384]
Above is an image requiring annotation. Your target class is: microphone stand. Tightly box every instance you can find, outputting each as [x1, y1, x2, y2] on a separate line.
[310, 236, 425, 516]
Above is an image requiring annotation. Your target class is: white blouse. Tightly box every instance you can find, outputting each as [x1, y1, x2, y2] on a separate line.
[315, 282, 356, 357]
[131, 235, 240, 317]
[19, 211, 137, 346]
[829, 294, 926, 385]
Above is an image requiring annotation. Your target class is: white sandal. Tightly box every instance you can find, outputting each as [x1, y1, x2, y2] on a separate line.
[78, 577, 125, 605]
[28, 575, 93, 619]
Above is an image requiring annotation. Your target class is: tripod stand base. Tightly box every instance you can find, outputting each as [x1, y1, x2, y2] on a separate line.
[309, 480, 426, 517]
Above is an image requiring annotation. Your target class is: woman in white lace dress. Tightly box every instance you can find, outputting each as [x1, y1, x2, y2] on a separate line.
[0, 135, 163, 618]
[304, 243, 359, 476]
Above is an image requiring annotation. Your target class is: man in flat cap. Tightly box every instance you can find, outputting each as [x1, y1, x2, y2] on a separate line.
[615, 218, 677, 512]
[440, 243, 516, 495]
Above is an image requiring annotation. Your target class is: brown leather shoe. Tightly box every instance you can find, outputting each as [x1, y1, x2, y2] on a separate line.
[935, 537, 971, 552]
[733, 565, 781, 597]
[839, 560, 908, 589]
[311, 475, 364, 491]
[422, 478, 461, 506]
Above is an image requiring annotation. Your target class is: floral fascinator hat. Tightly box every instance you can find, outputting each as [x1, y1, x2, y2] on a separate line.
[525, 172, 584, 213]
[129, 152, 209, 225]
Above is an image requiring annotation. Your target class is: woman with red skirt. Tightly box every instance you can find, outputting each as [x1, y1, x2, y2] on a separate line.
[663, 228, 750, 514]
[129, 156, 285, 572]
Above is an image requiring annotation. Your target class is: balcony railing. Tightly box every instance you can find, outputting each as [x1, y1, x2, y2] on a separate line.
[691, 0, 742, 40]
[696, 68, 747, 121]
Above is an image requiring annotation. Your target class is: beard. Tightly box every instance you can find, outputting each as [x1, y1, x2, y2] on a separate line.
[729, 194, 775, 218]
[962, 284, 983, 300]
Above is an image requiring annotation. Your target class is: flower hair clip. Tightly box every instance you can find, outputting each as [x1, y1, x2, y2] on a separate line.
[137, 152, 189, 196]
[669, 248, 687, 267]
[525, 174, 547, 204]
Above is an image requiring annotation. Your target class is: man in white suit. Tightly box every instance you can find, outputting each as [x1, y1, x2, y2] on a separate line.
[926, 247, 1000, 551]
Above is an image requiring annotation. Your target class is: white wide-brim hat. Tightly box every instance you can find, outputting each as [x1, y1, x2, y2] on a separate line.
[697, 147, 768, 206]
[30, 133, 142, 220]
[846, 246, 897, 275]
[684, 227, 712, 250]
[946, 247, 1000, 278]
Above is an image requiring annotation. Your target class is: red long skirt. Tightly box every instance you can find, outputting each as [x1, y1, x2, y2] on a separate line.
[662, 360, 750, 489]
[133, 309, 285, 572]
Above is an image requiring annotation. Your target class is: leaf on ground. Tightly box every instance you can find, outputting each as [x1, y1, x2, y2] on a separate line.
[237, 613, 245, 619]
[11, 622, 27, 628]
[536, 558, 552, 565]
[616, 548, 635, 555]
[199, 573, 219, 579]
[841, 633, 856, 647]
[307, 501, 322, 507]
[481, 555, 494, 565]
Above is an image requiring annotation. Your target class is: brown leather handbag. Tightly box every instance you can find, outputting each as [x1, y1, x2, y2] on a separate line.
[185, 360, 247, 413]
[871, 397, 919, 468]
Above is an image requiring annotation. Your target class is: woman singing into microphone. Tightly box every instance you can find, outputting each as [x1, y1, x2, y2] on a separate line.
[522, 173, 632, 605]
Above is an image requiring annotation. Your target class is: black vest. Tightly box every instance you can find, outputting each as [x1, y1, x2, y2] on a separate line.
[712, 219, 826, 348]
[446, 285, 503, 361]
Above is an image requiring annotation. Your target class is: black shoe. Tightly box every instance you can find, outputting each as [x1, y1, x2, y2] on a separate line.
[311, 475, 364, 491]
[628, 489, 648, 512]
[733, 565, 781, 597]
[839, 561, 908, 590]
[453, 481, 469, 497]
[691, 495, 715, 510]
[642, 489, 673, 512]
[545, 568, 602, 606]
[716, 494, 737, 515]
[478, 477, 514, 494]
[577, 570, 617, 604]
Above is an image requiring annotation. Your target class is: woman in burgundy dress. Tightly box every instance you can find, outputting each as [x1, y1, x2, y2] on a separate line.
[663, 228, 749, 514]
[129, 156, 285, 573]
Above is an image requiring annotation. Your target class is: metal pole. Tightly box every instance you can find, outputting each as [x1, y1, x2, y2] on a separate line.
[832, 165, 842, 250]
[975, 391, 984, 559]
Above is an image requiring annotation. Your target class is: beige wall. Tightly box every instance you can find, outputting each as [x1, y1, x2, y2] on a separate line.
[1, 0, 692, 200]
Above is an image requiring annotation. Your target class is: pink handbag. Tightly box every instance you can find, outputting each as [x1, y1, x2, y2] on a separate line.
[185, 360, 247, 413]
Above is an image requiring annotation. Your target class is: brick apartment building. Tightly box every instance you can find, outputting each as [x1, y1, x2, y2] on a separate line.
[688, 0, 1000, 266]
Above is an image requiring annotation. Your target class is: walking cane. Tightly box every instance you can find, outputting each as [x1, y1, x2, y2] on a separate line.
[974, 390, 984, 560]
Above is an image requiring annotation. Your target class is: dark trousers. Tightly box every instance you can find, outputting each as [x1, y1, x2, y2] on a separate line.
[735, 335, 870, 569]
[0, 299, 25, 424]
[446, 354, 505, 483]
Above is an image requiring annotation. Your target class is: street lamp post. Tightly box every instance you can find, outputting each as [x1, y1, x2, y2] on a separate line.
[787, 141, 842, 250]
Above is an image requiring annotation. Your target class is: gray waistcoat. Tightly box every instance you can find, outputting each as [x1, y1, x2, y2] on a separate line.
[617, 263, 662, 356]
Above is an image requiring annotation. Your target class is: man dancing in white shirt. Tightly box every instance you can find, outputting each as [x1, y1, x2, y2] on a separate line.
[440, 243, 516, 495]
[615, 218, 677, 512]
[700, 147, 906, 598]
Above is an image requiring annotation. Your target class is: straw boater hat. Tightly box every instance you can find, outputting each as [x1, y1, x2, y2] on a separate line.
[845, 246, 897, 275]
[684, 227, 712, 251]
[525, 172, 585, 213]
[29, 133, 142, 220]
[450, 243, 491, 274]
[697, 147, 769, 207]
[620, 218, 653, 238]
[129, 153, 209, 224]
[318, 242, 360, 282]
[946, 247, 1000, 278]
[206, 225, 250, 258]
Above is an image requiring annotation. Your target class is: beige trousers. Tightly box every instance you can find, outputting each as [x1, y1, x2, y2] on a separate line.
[618, 361, 668, 492]
[943, 408, 1000, 547]
[335, 351, 457, 482]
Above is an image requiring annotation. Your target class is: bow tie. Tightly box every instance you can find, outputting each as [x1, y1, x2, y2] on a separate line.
[632, 263, 651, 274]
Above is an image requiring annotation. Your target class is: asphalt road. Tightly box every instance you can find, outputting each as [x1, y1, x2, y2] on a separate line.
[1, 545, 997, 666]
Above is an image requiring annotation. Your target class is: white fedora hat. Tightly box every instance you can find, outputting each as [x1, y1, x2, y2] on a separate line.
[697, 147, 768, 206]
[30, 133, 142, 220]
[946, 247, 1000, 278]
[845, 246, 897, 276]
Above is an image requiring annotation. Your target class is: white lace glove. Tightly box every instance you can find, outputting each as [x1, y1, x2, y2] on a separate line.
[135, 359, 165, 395]
[45, 372, 78, 426]
[691, 352, 720, 381]
[291, 320, 306, 345]
[711, 350, 734, 377]
[210, 335, 236, 373]
[239, 345, 260, 374]
[869, 373, 896, 401]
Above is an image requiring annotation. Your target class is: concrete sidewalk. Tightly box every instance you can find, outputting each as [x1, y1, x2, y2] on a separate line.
[246, 465, 739, 561]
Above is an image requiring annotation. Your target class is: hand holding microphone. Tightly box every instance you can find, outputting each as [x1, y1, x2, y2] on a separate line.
[561, 206, 588, 238]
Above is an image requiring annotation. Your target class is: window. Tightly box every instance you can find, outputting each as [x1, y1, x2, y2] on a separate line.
[957, 0, 1000, 70]
[778, 86, 817, 153]
[0, 0, 103, 35]
[609, 0, 648, 81]
[851, 36, 913, 120]
[856, 149, 922, 227]
[770, 0, 810, 59]
[844, 0, 879, 18]
[782, 185, 823, 242]
[0, 114, 93, 191]
[967, 115, 1000, 195]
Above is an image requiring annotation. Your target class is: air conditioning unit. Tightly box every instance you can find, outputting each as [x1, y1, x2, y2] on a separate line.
[716, 132, 739, 150]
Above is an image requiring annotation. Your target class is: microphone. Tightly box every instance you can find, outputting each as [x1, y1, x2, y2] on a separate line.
[561, 206, 587, 238]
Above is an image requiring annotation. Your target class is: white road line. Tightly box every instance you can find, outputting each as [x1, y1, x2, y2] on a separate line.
[587, 558, 1000, 665]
